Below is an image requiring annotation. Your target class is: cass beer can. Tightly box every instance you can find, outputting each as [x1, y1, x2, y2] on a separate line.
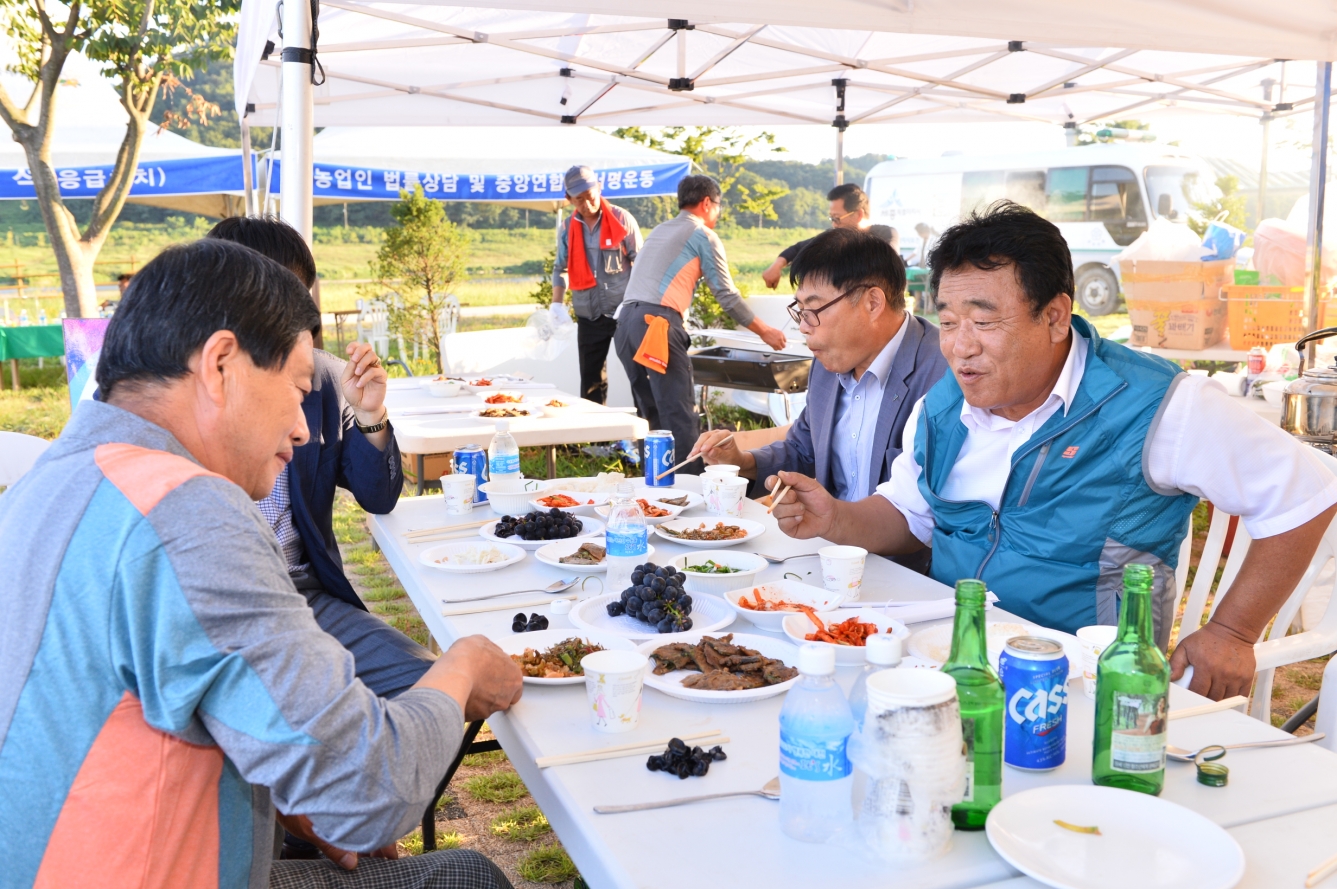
[644, 430, 676, 487]
[452, 445, 489, 503]
[1000, 636, 1068, 771]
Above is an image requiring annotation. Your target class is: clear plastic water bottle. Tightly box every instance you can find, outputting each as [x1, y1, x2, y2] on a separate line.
[779, 643, 855, 843]
[604, 482, 647, 595]
[18, 309, 28, 327]
[848, 634, 904, 731]
[37, 307, 47, 325]
[487, 420, 521, 483]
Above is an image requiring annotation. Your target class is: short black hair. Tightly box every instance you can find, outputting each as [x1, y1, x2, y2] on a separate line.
[206, 215, 318, 288]
[97, 239, 320, 400]
[927, 200, 1074, 317]
[678, 175, 721, 209]
[116, 273, 133, 283]
[788, 228, 906, 312]
[827, 183, 869, 214]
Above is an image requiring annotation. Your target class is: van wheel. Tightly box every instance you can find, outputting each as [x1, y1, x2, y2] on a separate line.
[1075, 266, 1121, 316]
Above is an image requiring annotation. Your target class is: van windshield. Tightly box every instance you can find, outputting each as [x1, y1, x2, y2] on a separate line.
[1144, 165, 1219, 222]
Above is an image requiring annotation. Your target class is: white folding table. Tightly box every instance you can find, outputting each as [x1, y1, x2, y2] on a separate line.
[369, 477, 1337, 887]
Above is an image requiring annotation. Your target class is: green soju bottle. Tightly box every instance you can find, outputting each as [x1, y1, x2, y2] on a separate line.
[1092, 564, 1170, 794]
[942, 579, 1004, 830]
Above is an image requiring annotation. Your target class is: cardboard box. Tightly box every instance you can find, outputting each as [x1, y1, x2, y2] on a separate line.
[1123, 259, 1234, 351]
[402, 452, 454, 489]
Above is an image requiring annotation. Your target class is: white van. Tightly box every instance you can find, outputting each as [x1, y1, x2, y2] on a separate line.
[864, 145, 1219, 315]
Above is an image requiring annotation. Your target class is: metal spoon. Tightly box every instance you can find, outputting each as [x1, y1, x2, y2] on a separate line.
[443, 577, 579, 604]
[593, 777, 781, 814]
[1166, 732, 1325, 762]
[756, 553, 819, 564]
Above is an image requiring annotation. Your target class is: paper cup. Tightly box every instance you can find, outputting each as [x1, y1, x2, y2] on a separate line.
[442, 473, 476, 516]
[1077, 625, 1118, 700]
[704, 475, 748, 517]
[819, 545, 867, 600]
[582, 649, 648, 734]
[703, 464, 740, 478]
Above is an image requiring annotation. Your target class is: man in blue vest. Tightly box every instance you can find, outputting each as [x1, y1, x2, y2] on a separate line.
[771, 201, 1337, 701]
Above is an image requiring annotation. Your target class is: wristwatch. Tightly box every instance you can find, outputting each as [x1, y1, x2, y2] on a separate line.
[355, 411, 390, 434]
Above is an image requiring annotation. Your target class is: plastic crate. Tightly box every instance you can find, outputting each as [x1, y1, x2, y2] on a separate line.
[1222, 285, 1332, 350]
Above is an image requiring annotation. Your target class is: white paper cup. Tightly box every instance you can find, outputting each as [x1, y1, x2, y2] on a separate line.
[702, 464, 740, 478]
[582, 650, 648, 734]
[819, 545, 867, 600]
[1076, 625, 1118, 700]
[704, 475, 748, 517]
[442, 473, 476, 516]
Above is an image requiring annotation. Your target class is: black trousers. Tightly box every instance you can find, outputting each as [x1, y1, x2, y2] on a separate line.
[614, 304, 702, 475]
[576, 313, 619, 405]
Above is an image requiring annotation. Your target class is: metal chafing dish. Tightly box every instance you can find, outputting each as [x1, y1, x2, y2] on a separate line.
[1281, 327, 1337, 453]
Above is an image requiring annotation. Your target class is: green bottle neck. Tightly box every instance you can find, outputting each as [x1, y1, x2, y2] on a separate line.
[946, 591, 990, 669]
[1119, 584, 1155, 645]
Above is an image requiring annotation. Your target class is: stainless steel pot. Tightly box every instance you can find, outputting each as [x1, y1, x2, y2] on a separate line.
[1281, 327, 1337, 452]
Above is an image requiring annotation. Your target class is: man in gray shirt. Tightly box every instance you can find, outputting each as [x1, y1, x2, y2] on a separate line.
[551, 165, 642, 404]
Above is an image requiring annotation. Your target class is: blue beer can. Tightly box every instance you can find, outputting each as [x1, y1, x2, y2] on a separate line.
[1000, 636, 1068, 771]
[452, 445, 489, 502]
[644, 430, 676, 487]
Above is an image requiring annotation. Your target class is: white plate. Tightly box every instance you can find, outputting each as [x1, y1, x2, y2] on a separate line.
[595, 498, 686, 526]
[668, 550, 768, 596]
[480, 515, 605, 551]
[908, 621, 1084, 680]
[985, 785, 1244, 889]
[637, 632, 801, 703]
[474, 406, 544, 420]
[568, 592, 735, 641]
[548, 474, 632, 494]
[497, 629, 642, 686]
[530, 491, 610, 515]
[533, 537, 656, 575]
[724, 580, 845, 632]
[418, 540, 526, 574]
[781, 609, 910, 666]
[632, 488, 705, 511]
[653, 517, 765, 549]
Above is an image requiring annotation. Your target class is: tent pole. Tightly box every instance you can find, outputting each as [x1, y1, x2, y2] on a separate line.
[279, 0, 315, 245]
[240, 116, 256, 217]
[1304, 61, 1333, 358]
[1258, 112, 1270, 226]
[835, 128, 844, 187]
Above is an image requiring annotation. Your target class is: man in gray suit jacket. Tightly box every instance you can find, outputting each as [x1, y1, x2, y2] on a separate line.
[694, 228, 948, 506]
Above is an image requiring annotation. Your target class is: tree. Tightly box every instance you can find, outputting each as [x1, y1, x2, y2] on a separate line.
[371, 186, 470, 373]
[1188, 174, 1248, 237]
[528, 249, 555, 308]
[731, 173, 789, 228]
[0, 0, 238, 317]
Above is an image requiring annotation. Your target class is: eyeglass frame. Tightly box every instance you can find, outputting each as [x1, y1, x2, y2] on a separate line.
[786, 284, 873, 328]
[828, 207, 859, 224]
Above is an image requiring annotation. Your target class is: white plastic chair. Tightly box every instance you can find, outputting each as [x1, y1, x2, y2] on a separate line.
[358, 299, 390, 357]
[0, 431, 51, 488]
[1179, 496, 1337, 723]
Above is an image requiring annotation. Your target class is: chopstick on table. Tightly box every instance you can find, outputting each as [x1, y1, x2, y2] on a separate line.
[441, 595, 575, 617]
[655, 435, 733, 481]
[1166, 695, 1250, 721]
[405, 519, 490, 541]
[1308, 852, 1337, 887]
[536, 730, 724, 769]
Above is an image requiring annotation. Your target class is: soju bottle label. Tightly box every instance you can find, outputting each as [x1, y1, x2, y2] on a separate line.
[1110, 691, 1168, 773]
[961, 717, 976, 802]
[779, 730, 851, 781]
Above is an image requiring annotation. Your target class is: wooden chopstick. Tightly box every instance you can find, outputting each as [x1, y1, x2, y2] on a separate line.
[406, 518, 490, 539]
[1166, 695, 1249, 721]
[410, 530, 484, 544]
[536, 730, 724, 769]
[655, 435, 734, 481]
[1307, 852, 1337, 887]
[766, 484, 791, 515]
[441, 595, 575, 617]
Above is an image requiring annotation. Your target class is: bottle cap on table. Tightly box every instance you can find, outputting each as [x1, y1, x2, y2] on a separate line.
[866, 633, 903, 667]
[798, 642, 836, 676]
[550, 598, 573, 616]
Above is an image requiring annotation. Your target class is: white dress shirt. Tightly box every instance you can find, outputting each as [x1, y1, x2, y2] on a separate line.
[880, 330, 1337, 544]
[830, 318, 909, 500]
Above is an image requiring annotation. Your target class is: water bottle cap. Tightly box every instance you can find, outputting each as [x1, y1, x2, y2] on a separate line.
[865, 633, 903, 666]
[495, 419, 510, 433]
[797, 642, 836, 676]
[616, 481, 633, 495]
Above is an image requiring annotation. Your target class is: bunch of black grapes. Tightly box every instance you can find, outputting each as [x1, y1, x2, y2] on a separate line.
[494, 508, 583, 541]
[647, 737, 727, 779]
[606, 561, 693, 633]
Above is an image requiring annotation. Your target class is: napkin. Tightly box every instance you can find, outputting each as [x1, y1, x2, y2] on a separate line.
[838, 591, 999, 625]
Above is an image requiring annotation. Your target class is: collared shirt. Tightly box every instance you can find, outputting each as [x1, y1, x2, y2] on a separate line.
[830, 317, 909, 500]
[880, 330, 1337, 544]
[552, 205, 641, 319]
[254, 464, 309, 574]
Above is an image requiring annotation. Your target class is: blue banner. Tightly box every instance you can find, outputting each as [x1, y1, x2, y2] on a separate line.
[0, 155, 243, 198]
[269, 158, 691, 201]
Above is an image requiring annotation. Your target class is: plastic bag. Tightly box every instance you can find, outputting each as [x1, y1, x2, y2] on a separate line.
[1113, 217, 1209, 264]
[1201, 219, 1246, 260]
[1253, 218, 1308, 287]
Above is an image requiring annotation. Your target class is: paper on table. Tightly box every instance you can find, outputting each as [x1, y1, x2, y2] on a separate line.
[839, 591, 998, 624]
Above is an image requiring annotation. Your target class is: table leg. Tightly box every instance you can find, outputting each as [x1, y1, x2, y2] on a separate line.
[546, 445, 557, 479]
[421, 720, 501, 852]
[9, 359, 17, 391]
[415, 454, 425, 496]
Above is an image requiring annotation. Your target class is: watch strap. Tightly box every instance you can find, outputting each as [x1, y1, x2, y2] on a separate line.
[355, 413, 390, 434]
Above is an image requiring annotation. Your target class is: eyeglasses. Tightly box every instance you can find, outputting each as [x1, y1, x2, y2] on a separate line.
[829, 208, 858, 224]
[786, 285, 870, 328]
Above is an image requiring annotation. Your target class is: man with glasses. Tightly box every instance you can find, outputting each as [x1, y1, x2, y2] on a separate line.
[694, 228, 947, 511]
[762, 183, 899, 289]
[615, 175, 787, 469]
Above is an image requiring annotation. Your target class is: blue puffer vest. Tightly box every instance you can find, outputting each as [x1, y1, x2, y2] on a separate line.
[915, 317, 1199, 645]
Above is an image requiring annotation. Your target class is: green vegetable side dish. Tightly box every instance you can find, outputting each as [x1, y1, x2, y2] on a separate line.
[684, 560, 743, 574]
